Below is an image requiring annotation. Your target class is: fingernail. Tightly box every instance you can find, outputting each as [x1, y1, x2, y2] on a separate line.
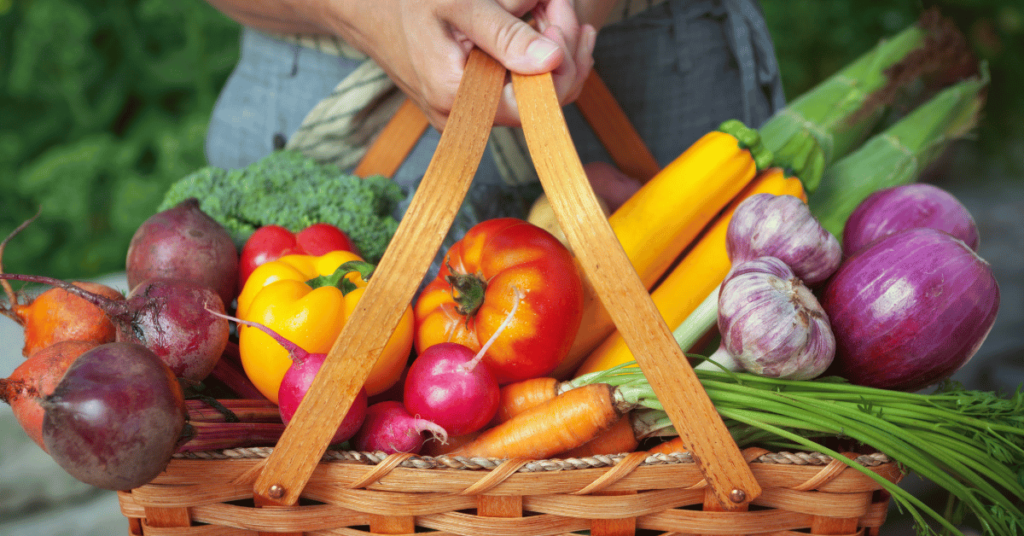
[585, 26, 598, 54]
[526, 37, 559, 64]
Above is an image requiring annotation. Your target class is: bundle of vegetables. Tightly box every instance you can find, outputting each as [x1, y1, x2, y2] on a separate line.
[568, 364, 1024, 536]
[758, 7, 975, 192]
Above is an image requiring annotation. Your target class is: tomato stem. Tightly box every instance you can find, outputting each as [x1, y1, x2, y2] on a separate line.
[446, 272, 487, 317]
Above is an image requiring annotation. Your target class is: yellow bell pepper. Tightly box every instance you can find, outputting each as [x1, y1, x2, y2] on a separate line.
[237, 251, 414, 403]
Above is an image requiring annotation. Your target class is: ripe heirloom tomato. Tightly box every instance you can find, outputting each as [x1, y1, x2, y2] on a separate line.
[415, 218, 584, 384]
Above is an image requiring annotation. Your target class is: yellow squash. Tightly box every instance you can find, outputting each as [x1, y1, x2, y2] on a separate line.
[550, 120, 773, 379]
[573, 166, 806, 377]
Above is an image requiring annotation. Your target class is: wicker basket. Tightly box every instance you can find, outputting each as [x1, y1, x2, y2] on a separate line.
[119, 49, 904, 536]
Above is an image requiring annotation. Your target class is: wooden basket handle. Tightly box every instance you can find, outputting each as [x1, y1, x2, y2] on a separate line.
[253, 49, 760, 511]
[351, 70, 660, 183]
[511, 69, 760, 509]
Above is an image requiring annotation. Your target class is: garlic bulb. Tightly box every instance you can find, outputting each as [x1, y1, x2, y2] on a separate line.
[714, 256, 835, 380]
[727, 193, 842, 285]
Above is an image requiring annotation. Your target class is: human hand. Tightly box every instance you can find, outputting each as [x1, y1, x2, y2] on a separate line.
[329, 0, 596, 130]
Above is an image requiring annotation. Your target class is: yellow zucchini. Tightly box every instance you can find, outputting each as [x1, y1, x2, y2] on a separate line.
[550, 120, 772, 379]
[572, 167, 806, 377]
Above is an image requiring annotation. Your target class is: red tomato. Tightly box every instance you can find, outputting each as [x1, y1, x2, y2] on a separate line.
[414, 218, 584, 384]
[238, 224, 356, 290]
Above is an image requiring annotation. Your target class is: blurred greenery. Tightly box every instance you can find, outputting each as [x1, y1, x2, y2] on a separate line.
[0, 0, 239, 281]
[0, 0, 1020, 281]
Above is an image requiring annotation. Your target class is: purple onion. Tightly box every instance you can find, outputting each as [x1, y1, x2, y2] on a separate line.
[842, 183, 979, 257]
[714, 256, 835, 380]
[727, 193, 842, 285]
[821, 227, 999, 392]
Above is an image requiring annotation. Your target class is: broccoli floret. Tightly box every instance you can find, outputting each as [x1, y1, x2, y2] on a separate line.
[159, 150, 405, 263]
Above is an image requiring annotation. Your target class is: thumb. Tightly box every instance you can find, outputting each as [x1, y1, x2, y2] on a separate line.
[451, 5, 564, 74]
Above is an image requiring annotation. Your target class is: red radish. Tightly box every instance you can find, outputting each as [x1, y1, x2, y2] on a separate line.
[403, 343, 500, 436]
[206, 309, 367, 444]
[1, 340, 99, 451]
[126, 198, 239, 307]
[402, 289, 520, 436]
[0, 273, 229, 384]
[352, 401, 447, 454]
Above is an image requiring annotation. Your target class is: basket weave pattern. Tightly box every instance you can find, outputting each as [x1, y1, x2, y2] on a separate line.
[119, 448, 901, 535]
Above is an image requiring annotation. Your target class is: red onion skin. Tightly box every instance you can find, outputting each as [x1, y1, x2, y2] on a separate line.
[822, 228, 999, 392]
[842, 183, 980, 257]
[727, 193, 842, 286]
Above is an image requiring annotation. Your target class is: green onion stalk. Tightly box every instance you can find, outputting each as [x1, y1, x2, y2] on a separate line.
[808, 65, 988, 240]
[759, 9, 971, 193]
[570, 359, 1024, 536]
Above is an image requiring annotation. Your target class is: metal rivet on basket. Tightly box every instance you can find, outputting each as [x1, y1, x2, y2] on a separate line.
[268, 484, 285, 500]
[729, 488, 747, 503]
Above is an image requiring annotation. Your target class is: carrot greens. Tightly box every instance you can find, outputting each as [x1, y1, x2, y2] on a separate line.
[572, 363, 1024, 536]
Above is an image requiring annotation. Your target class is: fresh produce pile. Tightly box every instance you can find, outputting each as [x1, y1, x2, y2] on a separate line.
[0, 11, 1018, 536]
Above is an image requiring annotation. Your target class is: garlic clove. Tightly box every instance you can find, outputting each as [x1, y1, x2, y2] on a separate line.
[726, 193, 842, 286]
[717, 256, 836, 380]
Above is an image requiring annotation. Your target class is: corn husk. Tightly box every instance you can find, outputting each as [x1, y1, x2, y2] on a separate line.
[760, 10, 970, 192]
[808, 65, 989, 239]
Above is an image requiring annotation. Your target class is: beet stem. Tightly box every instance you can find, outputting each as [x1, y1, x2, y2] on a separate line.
[184, 392, 240, 423]
[209, 353, 268, 400]
[0, 273, 123, 316]
[176, 421, 286, 452]
[0, 209, 42, 310]
[185, 398, 281, 423]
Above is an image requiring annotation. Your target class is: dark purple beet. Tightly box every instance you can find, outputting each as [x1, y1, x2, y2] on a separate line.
[118, 278, 229, 383]
[821, 228, 999, 391]
[126, 198, 239, 306]
[41, 342, 186, 490]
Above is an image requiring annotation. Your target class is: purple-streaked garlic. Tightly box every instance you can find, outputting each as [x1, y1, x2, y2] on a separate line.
[726, 193, 842, 286]
[702, 256, 835, 380]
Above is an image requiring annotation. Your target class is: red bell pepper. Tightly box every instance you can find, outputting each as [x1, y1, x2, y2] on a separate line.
[239, 224, 357, 290]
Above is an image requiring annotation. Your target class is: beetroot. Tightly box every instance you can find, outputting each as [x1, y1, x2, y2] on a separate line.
[0, 273, 229, 384]
[1, 215, 123, 357]
[126, 198, 239, 306]
[11, 282, 123, 358]
[1, 340, 99, 451]
[41, 342, 187, 490]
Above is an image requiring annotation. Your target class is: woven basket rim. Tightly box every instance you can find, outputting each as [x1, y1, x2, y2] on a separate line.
[171, 447, 893, 473]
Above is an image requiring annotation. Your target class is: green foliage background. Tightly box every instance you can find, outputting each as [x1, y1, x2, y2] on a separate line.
[0, 0, 1020, 281]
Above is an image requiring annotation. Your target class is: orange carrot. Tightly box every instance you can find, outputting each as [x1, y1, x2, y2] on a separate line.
[492, 377, 559, 424]
[450, 383, 626, 460]
[647, 436, 687, 455]
[560, 415, 639, 458]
